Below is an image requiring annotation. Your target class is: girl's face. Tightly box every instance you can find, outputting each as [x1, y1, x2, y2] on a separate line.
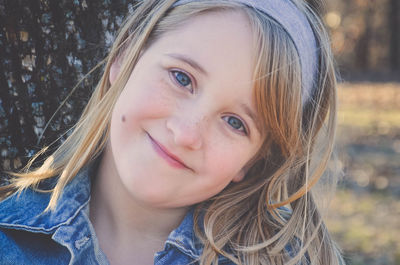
[108, 10, 263, 208]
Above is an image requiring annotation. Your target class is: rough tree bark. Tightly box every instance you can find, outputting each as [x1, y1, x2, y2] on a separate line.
[389, 0, 399, 71]
[0, 0, 134, 172]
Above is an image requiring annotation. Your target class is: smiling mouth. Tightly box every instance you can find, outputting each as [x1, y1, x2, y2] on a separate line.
[146, 132, 191, 170]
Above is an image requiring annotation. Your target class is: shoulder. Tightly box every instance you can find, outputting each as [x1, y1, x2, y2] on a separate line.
[0, 187, 54, 232]
[0, 226, 70, 264]
[0, 165, 100, 264]
[0, 165, 92, 231]
[273, 207, 346, 265]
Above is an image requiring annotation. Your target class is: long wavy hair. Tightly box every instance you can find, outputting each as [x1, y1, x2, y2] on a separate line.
[1, 0, 343, 264]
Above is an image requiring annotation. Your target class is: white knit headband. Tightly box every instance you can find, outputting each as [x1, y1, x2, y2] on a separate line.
[173, 0, 318, 104]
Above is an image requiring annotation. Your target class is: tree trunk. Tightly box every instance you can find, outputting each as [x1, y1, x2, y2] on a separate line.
[389, 0, 400, 71]
[0, 0, 134, 172]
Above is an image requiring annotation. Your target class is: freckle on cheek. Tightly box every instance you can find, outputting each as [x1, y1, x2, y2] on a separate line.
[121, 115, 126, 122]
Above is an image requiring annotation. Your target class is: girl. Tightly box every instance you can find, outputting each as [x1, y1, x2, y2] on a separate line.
[0, 0, 344, 264]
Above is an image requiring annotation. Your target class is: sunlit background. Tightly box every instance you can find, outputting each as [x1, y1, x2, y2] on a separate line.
[322, 1, 400, 264]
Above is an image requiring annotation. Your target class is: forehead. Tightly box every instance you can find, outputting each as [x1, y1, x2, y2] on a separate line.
[162, 10, 254, 65]
[146, 10, 257, 104]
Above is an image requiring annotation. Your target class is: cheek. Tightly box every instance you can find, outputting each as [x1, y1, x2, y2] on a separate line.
[112, 78, 171, 125]
[204, 135, 261, 184]
[204, 143, 248, 180]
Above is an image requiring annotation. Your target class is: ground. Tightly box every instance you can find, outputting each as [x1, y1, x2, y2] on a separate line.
[326, 82, 400, 265]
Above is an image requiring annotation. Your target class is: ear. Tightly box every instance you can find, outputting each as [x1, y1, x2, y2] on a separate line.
[109, 58, 121, 85]
[232, 169, 246, 183]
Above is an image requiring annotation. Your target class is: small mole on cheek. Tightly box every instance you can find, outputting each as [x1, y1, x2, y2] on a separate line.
[121, 115, 126, 122]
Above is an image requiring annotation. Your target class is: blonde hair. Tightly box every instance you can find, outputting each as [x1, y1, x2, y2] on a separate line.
[1, 0, 343, 264]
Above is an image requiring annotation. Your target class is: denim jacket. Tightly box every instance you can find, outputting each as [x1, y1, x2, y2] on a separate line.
[0, 163, 325, 265]
[0, 165, 234, 265]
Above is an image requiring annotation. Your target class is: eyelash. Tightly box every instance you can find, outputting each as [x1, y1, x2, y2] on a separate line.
[222, 116, 248, 135]
[170, 69, 194, 93]
[169, 69, 249, 136]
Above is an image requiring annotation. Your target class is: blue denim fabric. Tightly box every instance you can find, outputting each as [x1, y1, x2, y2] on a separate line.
[0, 164, 314, 265]
[0, 165, 235, 265]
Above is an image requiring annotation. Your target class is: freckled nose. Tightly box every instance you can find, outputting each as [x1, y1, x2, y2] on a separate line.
[166, 115, 203, 150]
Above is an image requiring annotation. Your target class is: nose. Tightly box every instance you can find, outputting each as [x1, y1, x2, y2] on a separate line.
[166, 112, 204, 150]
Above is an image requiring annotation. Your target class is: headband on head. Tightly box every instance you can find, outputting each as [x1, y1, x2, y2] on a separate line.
[173, 0, 318, 105]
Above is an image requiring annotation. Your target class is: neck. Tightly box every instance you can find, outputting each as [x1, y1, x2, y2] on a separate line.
[89, 144, 188, 264]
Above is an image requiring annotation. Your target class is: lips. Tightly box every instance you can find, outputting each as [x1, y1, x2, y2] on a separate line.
[147, 132, 190, 170]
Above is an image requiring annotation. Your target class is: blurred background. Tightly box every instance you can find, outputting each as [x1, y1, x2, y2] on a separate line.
[0, 0, 399, 264]
[321, 1, 400, 265]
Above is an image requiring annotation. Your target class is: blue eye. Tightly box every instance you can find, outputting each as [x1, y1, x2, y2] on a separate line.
[223, 116, 248, 135]
[171, 70, 193, 92]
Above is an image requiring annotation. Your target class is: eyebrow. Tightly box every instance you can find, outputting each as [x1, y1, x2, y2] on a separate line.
[165, 53, 208, 76]
[241, 103, 262, 134]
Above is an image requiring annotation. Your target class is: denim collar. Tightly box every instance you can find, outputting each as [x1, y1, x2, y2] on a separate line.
[163, 207, 203, 259]
[0, 165, 92, 233]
